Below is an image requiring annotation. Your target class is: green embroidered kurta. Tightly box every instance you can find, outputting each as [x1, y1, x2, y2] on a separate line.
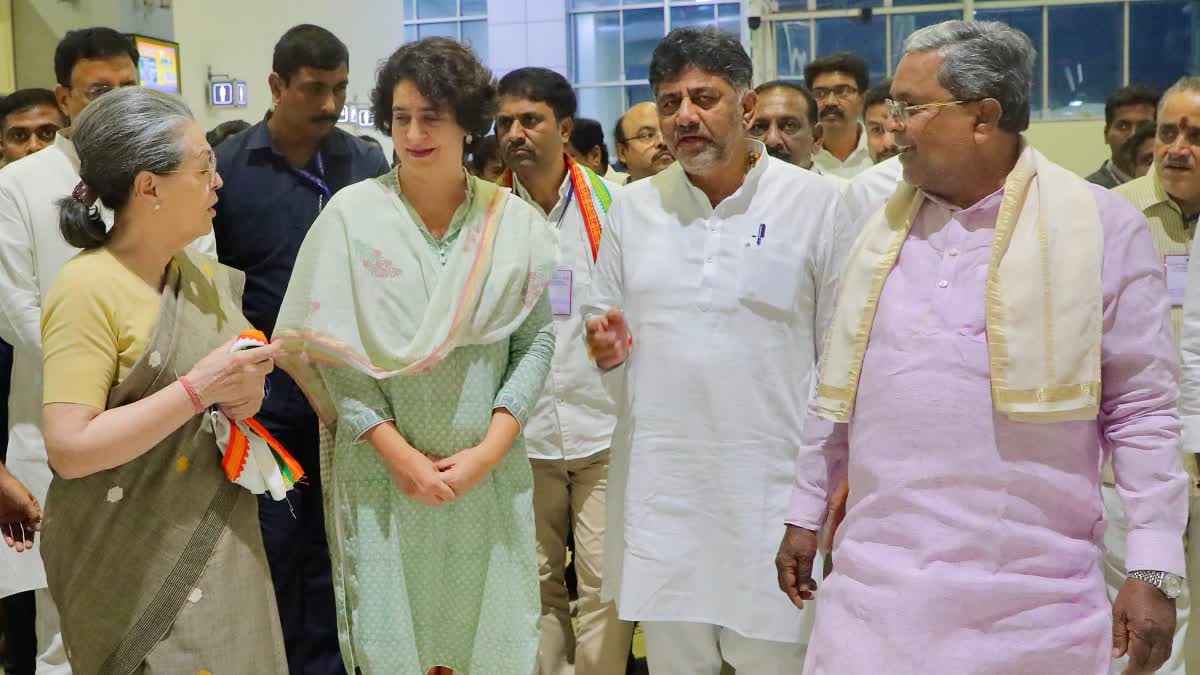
[318, 174, 555, 675]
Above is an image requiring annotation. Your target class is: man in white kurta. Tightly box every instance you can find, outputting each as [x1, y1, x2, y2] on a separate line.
[0, 29, 214, 674]
[495, 67, 632, 675]
[584, 27, 853, 673]
[843, 153, 902, 224]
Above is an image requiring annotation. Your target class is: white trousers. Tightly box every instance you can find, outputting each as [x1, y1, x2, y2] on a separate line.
[34, 588, 70, 674]
[642, 621, 806, 675]
[1101, 485, 1191, 675]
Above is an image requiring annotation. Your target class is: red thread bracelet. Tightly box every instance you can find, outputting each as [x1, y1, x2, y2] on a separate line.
[178, 376, 205, 413]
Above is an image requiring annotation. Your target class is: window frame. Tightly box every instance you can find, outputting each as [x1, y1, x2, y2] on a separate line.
[569, 0, 746, 123]
[760, 0, 1177, 121]
[403, 0, 489, 57]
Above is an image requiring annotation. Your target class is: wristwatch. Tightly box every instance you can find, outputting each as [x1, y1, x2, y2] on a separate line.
[1128, 570, 1184, 600]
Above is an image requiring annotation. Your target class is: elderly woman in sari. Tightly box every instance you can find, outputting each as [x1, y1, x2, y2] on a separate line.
[273, 38, 557, 675]
[38, 87, 288, 674]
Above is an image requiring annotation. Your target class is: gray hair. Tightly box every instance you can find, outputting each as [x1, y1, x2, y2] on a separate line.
[1160, 76, 1200, 116]
[58, 87, 193, 249]
[903, 20, 1036, 133]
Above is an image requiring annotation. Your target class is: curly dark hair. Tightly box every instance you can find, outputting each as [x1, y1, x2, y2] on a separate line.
[372, 38, 496, 138]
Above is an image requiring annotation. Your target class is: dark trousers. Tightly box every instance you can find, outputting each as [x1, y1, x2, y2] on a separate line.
[257, 411, 346, 675]
[0, 341, 33, 675]
[1, 591, 35, 675]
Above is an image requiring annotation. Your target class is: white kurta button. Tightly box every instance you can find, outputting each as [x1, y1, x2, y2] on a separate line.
[706, 257, 713, 263]
[948, 248, 959, 257]
[937, 280, 949, 288]
[148, 351, 162, 368]
[106, 486, 123, 503]
[188, 588, 203, 603]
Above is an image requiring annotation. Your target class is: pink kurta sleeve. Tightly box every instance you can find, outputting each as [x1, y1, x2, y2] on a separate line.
[786, 407, 848, 530]
[1096, 187, 1189, 576]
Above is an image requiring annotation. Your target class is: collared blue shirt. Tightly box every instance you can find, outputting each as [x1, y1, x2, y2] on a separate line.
[213, 121, 390, 429]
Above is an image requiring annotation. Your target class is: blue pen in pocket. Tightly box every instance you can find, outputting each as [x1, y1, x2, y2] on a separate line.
[757, 223, 766, 246]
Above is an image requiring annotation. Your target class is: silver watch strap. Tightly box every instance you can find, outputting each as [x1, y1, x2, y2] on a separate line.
[1128, 569, 1164, 587]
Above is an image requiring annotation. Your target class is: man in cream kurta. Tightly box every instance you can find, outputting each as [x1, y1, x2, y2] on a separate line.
[495, 67, 632, 675]
[843, 153, 903, 224]
[1162, 76, 1200, 673]
[585, 27, 853, 673]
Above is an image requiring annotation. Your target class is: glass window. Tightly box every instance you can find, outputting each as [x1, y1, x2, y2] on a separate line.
[1130, 0, 1199, 92]
[775, 20, 813, 82]
[624, 8, 665, 81]
[815, 17, 886, 86]
[973, 7, 1043, 118]
[1047, 4, 1121, 119]
[462, 20, 487, 56]
[415, 0, 457, 20]
[572, 0, 742, 147]
[572, 11, 622, 84]
[404, 1, 488, 65]
[815, 0, 880, 9]
[626, 84, 654, 107]
[717, 3, 741, 36]
[418, 21, 458, 40]
[889, 11, 960, 72]
[578, 86, 626, 154]
[775, 0, 810, 10]
[571, 0, 619, 8]
[671, 4, 717, 31]
[461, 0, 487, 16]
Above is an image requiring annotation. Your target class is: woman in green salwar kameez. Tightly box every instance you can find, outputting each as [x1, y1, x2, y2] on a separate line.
[273, 39, 558, 675]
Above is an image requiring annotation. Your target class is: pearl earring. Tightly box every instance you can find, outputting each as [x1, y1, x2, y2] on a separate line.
[153, 203, 161, 211]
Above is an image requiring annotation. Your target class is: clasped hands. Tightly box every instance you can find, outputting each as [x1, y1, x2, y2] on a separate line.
[368, 423, 510, 507]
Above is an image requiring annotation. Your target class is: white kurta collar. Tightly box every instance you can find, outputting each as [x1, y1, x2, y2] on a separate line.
[512, 166, 572, 220]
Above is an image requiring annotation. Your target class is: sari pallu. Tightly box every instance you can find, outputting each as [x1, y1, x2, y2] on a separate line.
[39, 253, 287, 675]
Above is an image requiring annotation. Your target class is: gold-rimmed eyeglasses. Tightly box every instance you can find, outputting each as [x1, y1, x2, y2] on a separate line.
[883, 98, 976, 125]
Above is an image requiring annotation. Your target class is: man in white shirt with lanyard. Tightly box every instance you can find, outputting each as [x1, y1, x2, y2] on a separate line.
[584, 27, 853, 673]
[495, 67, 631, 675]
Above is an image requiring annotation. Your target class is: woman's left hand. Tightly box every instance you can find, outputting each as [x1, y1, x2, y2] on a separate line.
[435, 444, 505, 499]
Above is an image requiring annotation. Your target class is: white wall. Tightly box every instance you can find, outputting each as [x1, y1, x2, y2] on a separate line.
[1025, 119, 1108, 177]
[173, 0, 404, 141]
[11, 0, 173, 90]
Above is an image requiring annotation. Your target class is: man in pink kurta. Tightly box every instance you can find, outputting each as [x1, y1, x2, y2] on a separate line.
[777, 20, 1189, 675]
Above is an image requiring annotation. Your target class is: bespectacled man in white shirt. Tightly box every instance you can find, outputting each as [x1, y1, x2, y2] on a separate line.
[806, 52, 875, 179]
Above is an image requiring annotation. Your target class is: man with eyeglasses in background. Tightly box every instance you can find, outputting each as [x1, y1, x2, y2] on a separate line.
[613, 101, 675, 183]
[0, 27, 215, 675]
[805, 52, 874, 179]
